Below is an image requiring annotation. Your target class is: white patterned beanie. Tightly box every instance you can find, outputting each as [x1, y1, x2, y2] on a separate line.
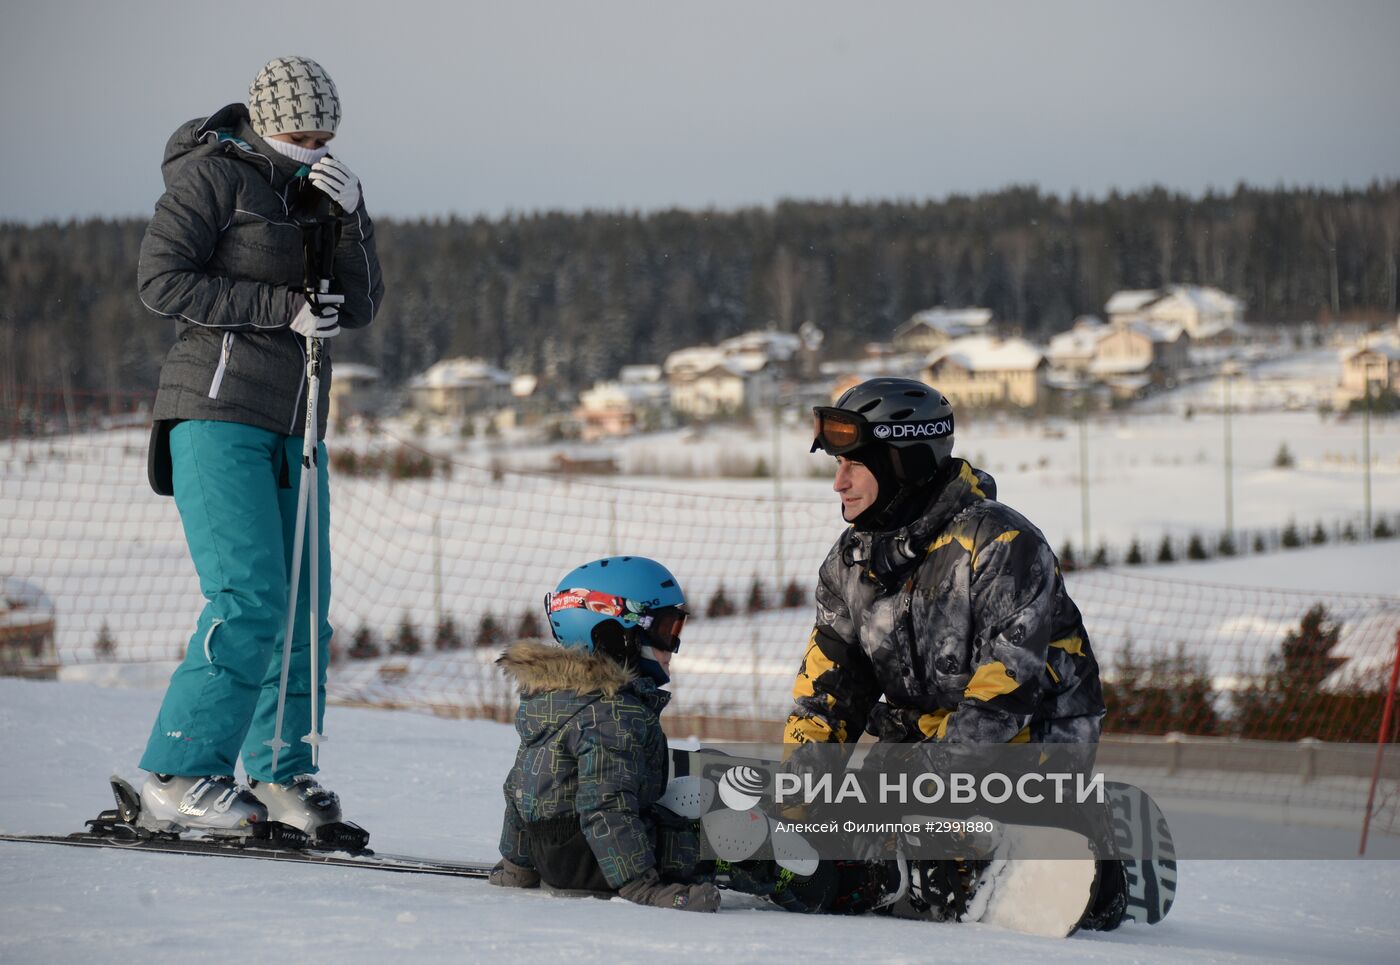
[247, 56, 341, 137]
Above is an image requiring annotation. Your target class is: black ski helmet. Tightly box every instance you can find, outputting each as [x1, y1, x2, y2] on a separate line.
[813, 377, 955, 485]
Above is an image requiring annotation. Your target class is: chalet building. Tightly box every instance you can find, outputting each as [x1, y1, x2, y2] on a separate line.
[893, 307, 994, 355]
[663, 329, 800, 417]
[327, 363, 382, 428]
[406, 357, 514, 419]
[1048, 315, 1187, 398]
[923, 335, 1047, 409]
[1, 577, 56, 672]
[1339, 325, 1400, 403]
[1105, 285, 1244, 341]
[575, 367, 669, 441]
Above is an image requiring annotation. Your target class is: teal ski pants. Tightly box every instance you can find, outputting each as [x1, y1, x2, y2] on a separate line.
[140, 420, 332, 782]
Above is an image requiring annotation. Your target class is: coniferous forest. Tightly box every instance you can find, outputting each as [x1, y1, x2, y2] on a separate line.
[2, 182, 1398, 402]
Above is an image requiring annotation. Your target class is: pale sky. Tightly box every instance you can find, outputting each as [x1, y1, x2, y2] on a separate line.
[2, 0, 1398, 223]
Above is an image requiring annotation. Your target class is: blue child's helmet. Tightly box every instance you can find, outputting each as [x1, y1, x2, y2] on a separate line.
[544, 556, 688, 680]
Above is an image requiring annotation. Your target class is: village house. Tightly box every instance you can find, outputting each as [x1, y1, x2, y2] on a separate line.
[1048, 315, 1188, 398]
[1338, 323, 1400, 404]
[663, 329, 800, 418]
[1, 577, 56, 673]
[664, 347, 753, 418]
[405, 357, 514, 420]
[1105, 285, 1245, 341]
[819, 352, 928, 403]
[327, 362, 382, 428]
[892, 307, 994, 355]
[716, 330, 803, 375]
[575, 366, 669, 441]
[1046, 316, 1110, 384]
[923, 335, 1047, 409]
[1091, 320, 1189, 396]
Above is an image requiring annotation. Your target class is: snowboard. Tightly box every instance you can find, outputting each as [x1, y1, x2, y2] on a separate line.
[668, 746, 1175, 928]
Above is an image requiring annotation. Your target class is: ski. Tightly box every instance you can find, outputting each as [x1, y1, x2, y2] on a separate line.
[0, 774, 494, 881]
[0, 830, 494, 879]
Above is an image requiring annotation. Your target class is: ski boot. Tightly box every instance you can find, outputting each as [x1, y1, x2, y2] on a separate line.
[249, 774, 370, 851]
[137, 774, 269, 838]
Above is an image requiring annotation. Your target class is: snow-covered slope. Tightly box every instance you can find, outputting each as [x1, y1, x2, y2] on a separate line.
[1, 679, 1397, 964]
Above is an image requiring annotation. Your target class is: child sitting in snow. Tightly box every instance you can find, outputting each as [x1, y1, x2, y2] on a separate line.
[488, 556, 719, 912]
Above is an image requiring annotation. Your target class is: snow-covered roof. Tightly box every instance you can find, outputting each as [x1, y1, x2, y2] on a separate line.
[1048, 323, 1109, 360]
[689, 361, 750, 382]
[1118, 320, 1184, 344]
[511, 374, 539, 398]
[2, 577, 55, 630]
[896, 307, 993, 339]
[578, 380, 667, 410]
[1166, 284, 1245, 314]
[1107, 285, 1245, 318]
[665, 329, 801, 379]
[927, 335, 1044, 372]
[818, 354, 928, 379]
[1341, 338, 1400, 363]
[717, 330, 801, 361]
[619, 364, 663, 384]
[1105, 290, 1159, 315]
[407, 357, 512, 389]
[725, 351, 772, 374]
[664, 345, 727, 376]
[333, 363, 381, 381]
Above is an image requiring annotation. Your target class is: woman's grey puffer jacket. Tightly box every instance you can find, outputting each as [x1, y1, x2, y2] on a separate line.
[138, 103, 384, 439]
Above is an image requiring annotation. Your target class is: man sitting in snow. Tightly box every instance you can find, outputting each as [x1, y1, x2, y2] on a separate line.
[784, 377, 1124, 929]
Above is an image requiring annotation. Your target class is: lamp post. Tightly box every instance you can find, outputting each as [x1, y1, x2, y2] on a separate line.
[1221, 361, 1239, 542]
[1363, 373, 1373, 538]
[1078, 385, 1090, 558]
[773, 398, 785, 593]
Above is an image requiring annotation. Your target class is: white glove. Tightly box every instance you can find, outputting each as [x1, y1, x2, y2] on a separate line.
[308, 157, 361, 214]
[290, 292, 345, 339]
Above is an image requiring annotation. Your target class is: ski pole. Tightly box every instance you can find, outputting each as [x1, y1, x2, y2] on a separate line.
[265, 333, 321, 774]
[300, 206, 339, 766]
[267, 196, 341, 775]
[302, 318, 326, 765]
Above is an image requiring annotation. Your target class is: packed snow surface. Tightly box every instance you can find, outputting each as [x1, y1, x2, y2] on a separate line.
[2, 679, 1397, 964]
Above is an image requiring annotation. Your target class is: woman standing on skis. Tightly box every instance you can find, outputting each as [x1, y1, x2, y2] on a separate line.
[133, 56, 384, 840]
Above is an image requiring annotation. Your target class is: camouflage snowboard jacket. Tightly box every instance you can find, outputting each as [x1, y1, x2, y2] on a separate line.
[786, 459, 1105, 747]
[496, 640, 680, 889]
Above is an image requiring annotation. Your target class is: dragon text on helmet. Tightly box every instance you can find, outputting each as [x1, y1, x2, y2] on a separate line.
[872, 418, 953, 440]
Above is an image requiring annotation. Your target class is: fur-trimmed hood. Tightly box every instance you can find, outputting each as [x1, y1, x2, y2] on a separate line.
[498, 640, 670, 746]
[497, 638, 636, 696]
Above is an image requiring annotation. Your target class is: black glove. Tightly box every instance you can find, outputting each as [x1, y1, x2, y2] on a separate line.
[488, 858, 540, 889]
[617, 867, 721, 912]
[866, 702, 926, 742]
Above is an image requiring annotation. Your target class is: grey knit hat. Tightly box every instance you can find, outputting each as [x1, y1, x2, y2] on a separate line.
[247, 56, 341, 137]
